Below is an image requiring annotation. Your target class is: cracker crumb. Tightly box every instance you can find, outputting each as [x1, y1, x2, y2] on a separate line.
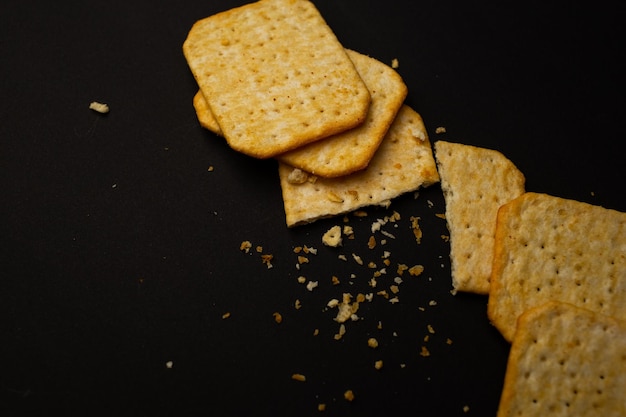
[408, 265, 424, 276]
[273, 312, 283, 323]
[374, 360, 383, 370]
[294, 299, 302, 309]
[165, 361, 173, 369]
[239, 241, 252, 253]
[306, 280, 319, 291]
[318, 403, 326, 412]
[367, 235, 376, 249]
[344, 389, 355, 402]
[297, 276, 307, 284]
[261, 254, 274, 268]
[287, 168, 309, 184]
[463, 405, 470, 413]
[207, 166, 214, 172]
[410, 216, 422, 244]
[322, 225, 343, 247]
[334, 324, 346, 340]
[420, 346, 431, 357]
[391, 58, 399, 69]
[291, 373, 306, 382]
[352, 253, 363, 265]
[435, 126, 447, 134]
[367, 337, 379, 348]
[331, 275, 340, 285]
[89, 101, 109, 114]
[222, 312, 231, 319]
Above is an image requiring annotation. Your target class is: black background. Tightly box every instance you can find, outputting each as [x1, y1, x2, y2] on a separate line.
[2, 1, 624, 416]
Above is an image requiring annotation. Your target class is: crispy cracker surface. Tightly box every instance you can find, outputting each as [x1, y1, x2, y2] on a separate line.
[279, 105, 439, 227]
[488, 192, 626, 342]
[183, 0, 370, 159]
[434, 141, 525, 294]
[277, 49, 407, 177]
[497, 301, 626, 417]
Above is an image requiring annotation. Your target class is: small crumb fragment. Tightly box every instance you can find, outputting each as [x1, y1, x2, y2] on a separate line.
[374, 360, 383, 370]
[322, 225, 343, 247]
[410, 216, 422, 244]
[294, 299, 302, 309]
[318, 403, 326, 412]
[463, 405, 470, 413]
[367, 338, 379, 348]
[331, 275, 340, 285]
[297, 276, 307, 284]
[408, 265, 425, 276]
[287, 168, 308, 184]
[273, 312, 283, 324]
[207, 166, 214, 172]
[391, 58, 399, 68]
[165, 361, 173, 369]
[261, 254, 274, 269]
[367, 235, 376, 249]
[334, 324, 346, 340]
[344, 390, 355, 402]
[306, 280, 319, 291]
[435, 126, 447, 134]
[239, 241, 252, 253]
[222, 312, 231, 319]
[89, 101, 109, 114]
[352, 253, 363, 265]
[420, 346, 431, 357]
[291, 373, 306, 382]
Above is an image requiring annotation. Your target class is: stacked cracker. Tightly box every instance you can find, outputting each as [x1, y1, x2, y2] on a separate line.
[434, 141, 626, 416]
[183, 0, 439, 227]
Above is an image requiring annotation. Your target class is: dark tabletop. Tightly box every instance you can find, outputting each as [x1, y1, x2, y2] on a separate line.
[2, 1, 625, 416]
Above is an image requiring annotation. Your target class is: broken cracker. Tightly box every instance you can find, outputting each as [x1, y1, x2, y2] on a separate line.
[434, 141, 525, 294]
[279, 105, 439, 227]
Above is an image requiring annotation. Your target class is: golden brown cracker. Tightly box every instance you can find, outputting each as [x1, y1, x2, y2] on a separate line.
[183, 0, 371, 159]
[497, 301, 626, 417]
[488, 192, 626, 342]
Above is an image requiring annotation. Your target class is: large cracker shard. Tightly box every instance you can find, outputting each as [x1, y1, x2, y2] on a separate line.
[279, 105, 440, 227]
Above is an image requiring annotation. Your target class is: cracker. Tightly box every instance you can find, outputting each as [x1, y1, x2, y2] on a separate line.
[183, 0, 371, 159]
[277, 49, 407, 177]
[279, 105, 440, 227]
[497, 301, 626, 417]
[433, 141, 525, 294]
[488, 192, 626, 342]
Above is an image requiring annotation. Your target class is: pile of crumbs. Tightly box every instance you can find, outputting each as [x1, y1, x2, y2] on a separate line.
[235, 206, 452, 412]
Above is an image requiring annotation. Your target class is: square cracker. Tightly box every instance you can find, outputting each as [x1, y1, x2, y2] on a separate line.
[192, 49, 407, 177]
[279, 105, 439, 227]
[433, 141, 525, 294]
[183, 0, 371, 159]
[488, 192, 626, 342]
[497, 301, 626, 417]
